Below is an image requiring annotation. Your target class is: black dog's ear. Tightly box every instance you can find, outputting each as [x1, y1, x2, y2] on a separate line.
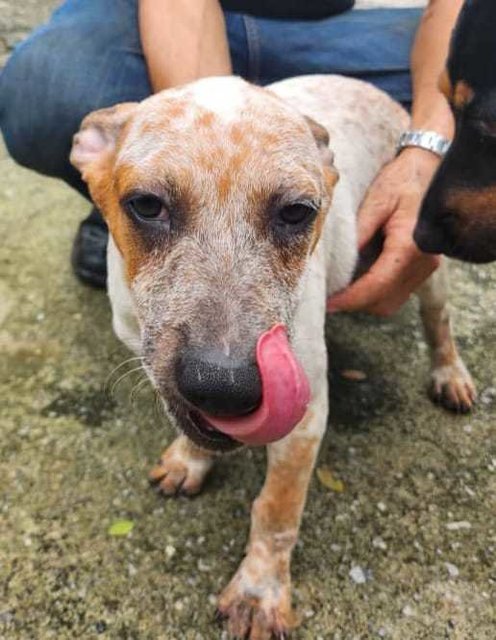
[304, 115, 339, 186]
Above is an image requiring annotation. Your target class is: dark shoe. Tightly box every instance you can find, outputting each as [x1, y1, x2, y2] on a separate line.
[71, 208, 108, 289]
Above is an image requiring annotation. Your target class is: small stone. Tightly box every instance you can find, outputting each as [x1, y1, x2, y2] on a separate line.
[445, 562, 460, 578]
[341, 369, 367, 382]
[480, 387, 496, 405]
[372, 536, 387, 551]
[463, 424, 473, 434]
[446, 521, 472, 531]
[349, 565, 368, 584]
[377, 502, 387, 513]
[401, 605, 415, 617]
[165, 544, 176, 559]
[197, 558, 212, 572]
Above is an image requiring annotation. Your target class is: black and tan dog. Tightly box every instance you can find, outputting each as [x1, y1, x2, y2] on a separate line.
[415, 0, 496, 263]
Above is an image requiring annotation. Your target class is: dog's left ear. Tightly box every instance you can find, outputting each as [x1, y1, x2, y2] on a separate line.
[70, 102, 138, 181]
[304, 116, 339, 187]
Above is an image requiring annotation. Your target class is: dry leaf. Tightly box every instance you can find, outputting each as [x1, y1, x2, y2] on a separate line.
[316, 466, 345, 492]
[341, 369, 367, 382]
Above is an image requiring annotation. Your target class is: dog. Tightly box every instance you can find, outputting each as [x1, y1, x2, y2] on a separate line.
[415, 0, 496, 263]
[70, 75, 476, 638]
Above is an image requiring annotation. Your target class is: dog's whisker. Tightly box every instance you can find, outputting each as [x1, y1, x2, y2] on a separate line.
[130, 375, 151, 404]
[109, 365, 145, 397]
[104, 356, 144, 392]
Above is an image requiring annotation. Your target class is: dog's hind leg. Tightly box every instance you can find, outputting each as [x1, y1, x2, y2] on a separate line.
[149, 435, 216, 496]
[217, 386, 328, 639]
[417, 260, 476, 413]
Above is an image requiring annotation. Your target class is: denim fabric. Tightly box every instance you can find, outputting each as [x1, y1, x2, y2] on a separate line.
[0, 0, 421, 197]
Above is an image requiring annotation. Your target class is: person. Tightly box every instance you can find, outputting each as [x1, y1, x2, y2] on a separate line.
[0, 0, 463, 314]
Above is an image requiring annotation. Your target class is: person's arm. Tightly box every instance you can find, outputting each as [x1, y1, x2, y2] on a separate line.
[410, 0, 463, 138]
[139, 0, 232, 92]
[328, 0, 464, 316]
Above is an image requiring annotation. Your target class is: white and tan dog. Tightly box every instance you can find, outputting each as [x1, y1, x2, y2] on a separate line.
[71, 75, 475, 639]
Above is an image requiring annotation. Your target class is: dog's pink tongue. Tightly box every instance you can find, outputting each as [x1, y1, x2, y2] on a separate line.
[201, 324, 310, 446]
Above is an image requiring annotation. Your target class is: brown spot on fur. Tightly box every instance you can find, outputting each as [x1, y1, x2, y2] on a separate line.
[217, 172, 233, 203]
[85, 161, 156, 282]
[201, 147, 224, 169]
[453, 80, 474, 110]
[310, 168, 338, 253]
[230, 123, 245, 146]
[310, 208, 326, 254]
[260, 131, 279, 147]
[165, 100, 187, 119]
[446, 185, 496, 224]
[196, 111, 215, 128]
[251, 435, 319, 535]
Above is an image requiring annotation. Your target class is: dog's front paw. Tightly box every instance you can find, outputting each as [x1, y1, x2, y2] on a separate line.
[149, 435, 214, 496]
[217, 560, 297, 639]
[430, 358, 477, 414]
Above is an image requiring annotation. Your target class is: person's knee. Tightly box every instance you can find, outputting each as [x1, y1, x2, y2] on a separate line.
[1, 29, 90, 177]
[1, 17, 143, 182]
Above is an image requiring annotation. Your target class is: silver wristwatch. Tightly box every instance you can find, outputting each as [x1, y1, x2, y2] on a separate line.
[397, 130, 451, 158]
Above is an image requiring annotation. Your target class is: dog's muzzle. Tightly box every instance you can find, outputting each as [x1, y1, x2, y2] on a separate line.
[176, 324, 311, 446]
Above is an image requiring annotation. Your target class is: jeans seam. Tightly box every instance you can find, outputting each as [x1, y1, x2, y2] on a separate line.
[242, 15, 261, 84]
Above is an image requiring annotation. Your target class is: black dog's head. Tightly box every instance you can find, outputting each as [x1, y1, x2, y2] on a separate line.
[415, 0, 496, 263]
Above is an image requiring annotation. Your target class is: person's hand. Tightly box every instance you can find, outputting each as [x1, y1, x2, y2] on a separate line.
[327, 147, 442, 316]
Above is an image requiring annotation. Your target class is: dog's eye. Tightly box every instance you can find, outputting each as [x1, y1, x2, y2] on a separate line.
[278, 203, 317, 226]
[126, 195, 167, 221]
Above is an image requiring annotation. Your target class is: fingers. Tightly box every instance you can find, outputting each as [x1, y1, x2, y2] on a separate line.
[327, 247, 439, 317]
[358, 189, 397, 250]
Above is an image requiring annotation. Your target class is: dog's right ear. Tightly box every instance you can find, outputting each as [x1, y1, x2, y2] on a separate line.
[70, 102, 138, 181]
[304, 115, 339, 188]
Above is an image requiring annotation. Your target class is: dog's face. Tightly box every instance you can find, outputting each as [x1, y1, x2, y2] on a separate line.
[71, 77, 338, 451]
[415, 0, 496, 263]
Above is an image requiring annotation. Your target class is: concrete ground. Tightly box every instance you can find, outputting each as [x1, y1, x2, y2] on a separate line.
[2, 2, 496, 639]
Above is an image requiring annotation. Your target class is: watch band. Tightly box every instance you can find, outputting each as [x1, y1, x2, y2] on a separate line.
[397, 130, 451, 158]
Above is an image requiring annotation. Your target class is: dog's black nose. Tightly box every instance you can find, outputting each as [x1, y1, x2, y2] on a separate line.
[413, 217, 449, 255]
[175, 347, 262, 417]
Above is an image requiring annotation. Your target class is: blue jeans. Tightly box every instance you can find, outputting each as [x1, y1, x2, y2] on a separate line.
[0, 0, 421, 199]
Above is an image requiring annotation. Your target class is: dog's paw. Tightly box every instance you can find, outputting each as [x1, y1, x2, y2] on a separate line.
[149, 435, 214, 496]
[430, 358, 477, 414]
[216, 563, 297, 639]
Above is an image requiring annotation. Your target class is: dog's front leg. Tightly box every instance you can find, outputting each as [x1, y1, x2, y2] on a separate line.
[417, 261, 476, 412]
[149, 435, 216, 496]
[218, 387, 327, 639]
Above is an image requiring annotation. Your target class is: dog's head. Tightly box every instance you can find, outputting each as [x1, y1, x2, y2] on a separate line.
[71, 77, 338, 451]
[415, 0, 496, 263]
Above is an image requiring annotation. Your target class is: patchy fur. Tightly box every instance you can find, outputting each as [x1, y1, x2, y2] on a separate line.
[71, 75, 474, 638]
